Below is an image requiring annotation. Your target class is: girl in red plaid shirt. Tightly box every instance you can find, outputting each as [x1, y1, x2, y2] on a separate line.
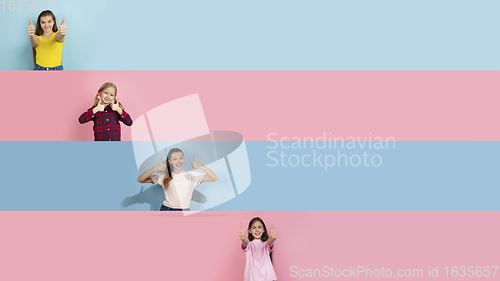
[78, 82, 133, 141]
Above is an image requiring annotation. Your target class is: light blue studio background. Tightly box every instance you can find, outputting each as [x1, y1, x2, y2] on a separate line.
[1, 0, 499, 70]
[0, 141, 498, 211]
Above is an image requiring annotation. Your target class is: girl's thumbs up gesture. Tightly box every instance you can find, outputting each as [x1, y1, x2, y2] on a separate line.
[269, 223, 277, 239]
[93, 101, 106, 114]
[59, 17, 67, 36]
[191, 156, 204, 169]
[267, 223, 276, 247]
[155, 158, 167, 172]
[27, 19, 35, 36]
[110, 99, 123, 115]
[110, 99, 119, 111]
[55, 17, 66, 43]
[240, 223, 249, 246]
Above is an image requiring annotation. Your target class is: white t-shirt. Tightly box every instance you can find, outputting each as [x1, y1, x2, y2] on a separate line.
[150, 169, 204, 209]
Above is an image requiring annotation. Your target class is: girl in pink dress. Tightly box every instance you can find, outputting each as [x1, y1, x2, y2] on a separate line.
[239, 217, 277, 281]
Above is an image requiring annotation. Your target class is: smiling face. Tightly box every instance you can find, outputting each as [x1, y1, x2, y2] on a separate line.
[39, 15, 55, 35]
[168, 152, 185, 171]
[98, 87, 116, 105]
[249, 221, 265, 240]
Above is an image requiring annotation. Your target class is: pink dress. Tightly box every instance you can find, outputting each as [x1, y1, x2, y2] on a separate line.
[242, 240, 277, 281]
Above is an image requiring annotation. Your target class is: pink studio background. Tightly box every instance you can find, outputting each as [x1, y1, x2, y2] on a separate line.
[0, 212, 498, 280]
[1, 71, 499, 141]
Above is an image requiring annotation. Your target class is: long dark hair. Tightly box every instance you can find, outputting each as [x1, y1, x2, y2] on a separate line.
[163, 148, 184, 189]
[248, 217, 269, 241]
[247, 217, 273, 263]
[32, 10, 59, 68]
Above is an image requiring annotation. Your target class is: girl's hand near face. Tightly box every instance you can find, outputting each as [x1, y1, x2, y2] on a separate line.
[155, 158, 167, 172]
[111, 99, 123, 115]
[137, 157, 164, 184]
[191, 156, 204, 169]
[194, 156, 218, 182]
[27, 19, 35, 36]
[28, 19, 38, 48]
[59, 17, 67, 36]
[92, 101, 106, 114]
[240, 223, 249, 247]
[55, 17, 67, 42]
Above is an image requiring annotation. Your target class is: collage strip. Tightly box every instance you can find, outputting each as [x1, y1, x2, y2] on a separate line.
[1, 1, 499, 280]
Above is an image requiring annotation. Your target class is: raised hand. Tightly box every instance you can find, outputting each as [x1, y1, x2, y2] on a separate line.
[155, 158, 167, 172]
[110, 99, 120, 111]
[239, 223, 249, 242]
[191, 156, 204, 169]
[94, 101, 106, 113]
[27, 19, 35, 36]
[269, 223, 276, 239]
[59, 17, 67, 36]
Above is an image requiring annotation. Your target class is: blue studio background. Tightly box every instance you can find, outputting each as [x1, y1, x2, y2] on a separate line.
[1, 0, 499, 70]
[0, 141, 498, 211]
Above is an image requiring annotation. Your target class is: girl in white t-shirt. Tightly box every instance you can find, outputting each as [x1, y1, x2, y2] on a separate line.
[137, 148, 218, 211]
[239, 217, 277, 281]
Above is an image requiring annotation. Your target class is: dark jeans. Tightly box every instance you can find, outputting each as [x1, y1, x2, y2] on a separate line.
[160, 205, 190, 211]
[34, 64, 64, 70]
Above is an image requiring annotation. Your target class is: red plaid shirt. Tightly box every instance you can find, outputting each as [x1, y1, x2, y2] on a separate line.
[78, 105, 133, 141]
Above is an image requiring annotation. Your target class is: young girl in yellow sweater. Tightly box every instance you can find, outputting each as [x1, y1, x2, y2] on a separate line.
[27, 10, 67, 70]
